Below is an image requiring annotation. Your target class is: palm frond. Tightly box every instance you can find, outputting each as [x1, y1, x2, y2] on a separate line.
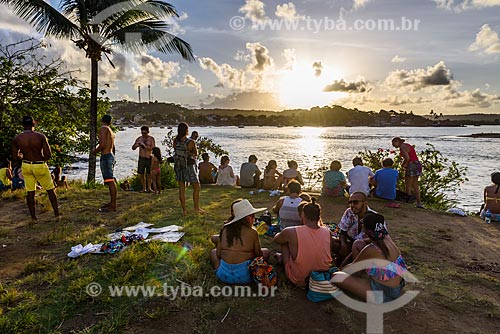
[60, 0, 88, 27]
[110, 24, 194, 61]
[0, 0, 80, 38]
[101, 10, 159, 37]
[138, 0, 179, 19]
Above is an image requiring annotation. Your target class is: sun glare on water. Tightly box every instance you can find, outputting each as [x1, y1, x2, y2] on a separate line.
[278, 63, 346, 109]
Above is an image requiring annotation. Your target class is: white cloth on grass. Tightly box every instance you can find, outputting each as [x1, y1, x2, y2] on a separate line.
[67, 243, 103, 258]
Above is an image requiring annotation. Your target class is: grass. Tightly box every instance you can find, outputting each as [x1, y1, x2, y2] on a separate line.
[0, 184, 499, 333]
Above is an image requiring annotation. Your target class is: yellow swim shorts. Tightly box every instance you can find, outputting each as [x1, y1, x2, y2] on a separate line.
[22, 162, 55, 192]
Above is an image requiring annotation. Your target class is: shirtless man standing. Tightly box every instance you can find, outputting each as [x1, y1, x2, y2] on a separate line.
[11, 115, 60, 221]
[132, 126, 155, 192]
[92, 115, 117, 212]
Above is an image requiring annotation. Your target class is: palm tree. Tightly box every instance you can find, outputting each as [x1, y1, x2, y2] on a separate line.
[0, 0, 194, 182]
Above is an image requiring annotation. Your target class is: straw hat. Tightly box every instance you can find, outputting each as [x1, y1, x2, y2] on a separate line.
[224, 199, 266, 226]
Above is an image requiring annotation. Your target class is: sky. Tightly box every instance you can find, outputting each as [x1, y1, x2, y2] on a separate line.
[1, 0, 500, 114]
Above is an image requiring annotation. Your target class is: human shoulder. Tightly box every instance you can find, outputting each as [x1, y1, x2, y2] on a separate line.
[357, 243, 380, 259]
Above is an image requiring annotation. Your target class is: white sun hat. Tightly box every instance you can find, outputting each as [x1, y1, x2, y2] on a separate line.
[224, 199, 267, 226]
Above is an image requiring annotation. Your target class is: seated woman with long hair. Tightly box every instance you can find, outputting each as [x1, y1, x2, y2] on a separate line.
[210, 199, 270, 284]
[262, 160, 283, 190]
[331, 212, 407, 303]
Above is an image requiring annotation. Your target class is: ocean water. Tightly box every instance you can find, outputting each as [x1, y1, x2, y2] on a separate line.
[67, 125, 500, 211]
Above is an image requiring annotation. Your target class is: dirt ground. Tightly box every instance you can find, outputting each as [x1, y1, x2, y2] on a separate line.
[1, 193, 499, 334]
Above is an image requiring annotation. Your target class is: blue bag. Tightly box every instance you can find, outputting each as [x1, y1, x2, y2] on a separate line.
[307, 267, 340, 302]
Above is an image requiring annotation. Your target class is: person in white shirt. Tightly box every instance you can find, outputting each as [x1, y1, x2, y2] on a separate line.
[347, 157, 374, 195]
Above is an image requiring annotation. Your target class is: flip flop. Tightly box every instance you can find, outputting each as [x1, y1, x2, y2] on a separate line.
[384, 202, 401, 208]
[98, 207, 116, 213]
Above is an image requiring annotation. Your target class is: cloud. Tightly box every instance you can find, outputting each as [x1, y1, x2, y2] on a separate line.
[380, 95, 431, 106]
[199, 57, 246, 90]
[384, 61, 452, 91]
[0, 8, 35, 35]
[353, 0, 373, 10]
[323, 78, 370, 93]
[442, 86, 500, 108]
[246, 42, 273, 72]
[434, 0, 500, 12]
[134, 55, 181, 87]
[184, 74, 202, 93]
[199, 42, 274, 91]
[312, 61, 323, 77]
[282, 48, 296, 70]
[239, 0, 268, 25]
[118, 94, 133, 101]
[199, 91, 283, 110]
[391, 55, 407, 63]
[275, 2, 305, 21]
[469, 24, 500, 54]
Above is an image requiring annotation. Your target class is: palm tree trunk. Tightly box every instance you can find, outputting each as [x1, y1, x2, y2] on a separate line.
[87, 57, 98, 183]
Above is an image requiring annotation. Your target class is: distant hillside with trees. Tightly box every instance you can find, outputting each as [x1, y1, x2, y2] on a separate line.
[110, 101, 465, 127]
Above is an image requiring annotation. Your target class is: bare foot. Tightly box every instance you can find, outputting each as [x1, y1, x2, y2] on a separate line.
[194, 209, 206, 214]
[29, 218, 38, 227]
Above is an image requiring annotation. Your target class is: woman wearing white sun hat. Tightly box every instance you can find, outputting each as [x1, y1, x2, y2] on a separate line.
[210, 199, 270, 284]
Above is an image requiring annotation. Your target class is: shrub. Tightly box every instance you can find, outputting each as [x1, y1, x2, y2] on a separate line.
[359, 144, 468, 209]
[161, 129, 228, 159]
[127, 162, 177, 191]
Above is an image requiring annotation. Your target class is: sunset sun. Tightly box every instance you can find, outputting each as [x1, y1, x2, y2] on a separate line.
[278, 63, 346, 109]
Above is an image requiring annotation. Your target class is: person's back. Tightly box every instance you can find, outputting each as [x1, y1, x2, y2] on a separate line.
[14, 131, 47, 162]
[279, 196, 302, 228]
[484, 185, 500, 214]
[199, 161, 216, 184]
[240, 158, 260, 188]
[217, 165, 236, 185]
[219, 225, 257, 264]
[283, 165, 303, 186]
[348, 159, 374, 195]
[373, 167, 399, 200]
[323, 170, 346, 197]
[286, 225, 332, 286]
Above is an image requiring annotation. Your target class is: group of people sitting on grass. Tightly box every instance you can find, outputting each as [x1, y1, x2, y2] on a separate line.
[209, 184, 407, 303]
[198, 153, 304, 191]
[322, 157, 401, 202]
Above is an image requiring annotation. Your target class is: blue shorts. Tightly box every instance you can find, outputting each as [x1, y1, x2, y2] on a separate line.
[100, 153, 115, 183]
[215, 259, 252, 284]
[369, 278, 405, 303]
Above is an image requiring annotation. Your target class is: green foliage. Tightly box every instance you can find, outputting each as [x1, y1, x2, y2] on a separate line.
[359, 144, 468, 209]
[1, 0, 194, 182]
[127, 162, 177, 190]
[0, 39, 110, 166]
[303, 166, 328, 191]
[161, 129, 229, 160]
